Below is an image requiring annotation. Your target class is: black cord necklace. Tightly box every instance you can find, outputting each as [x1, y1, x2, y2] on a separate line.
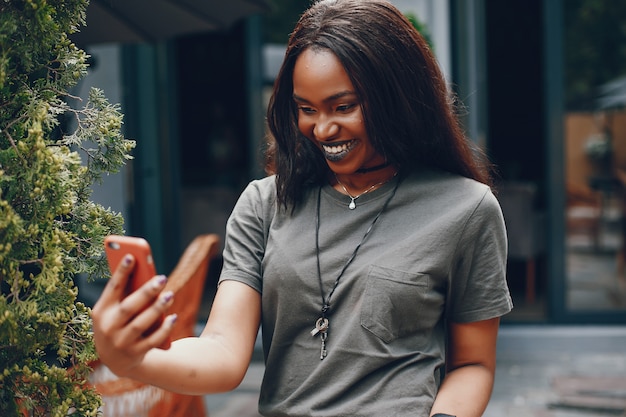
[311, 176, 400, 360]
[355, 161, 391, 174]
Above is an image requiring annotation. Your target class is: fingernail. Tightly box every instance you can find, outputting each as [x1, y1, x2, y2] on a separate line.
[168, 314, 178, 326]
[123, 255, 132, 266]
[153, 275, 167, 288]
[160, 291, 174, 304]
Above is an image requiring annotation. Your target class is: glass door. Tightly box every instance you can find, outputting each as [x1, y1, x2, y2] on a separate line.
[559, 0, 626, 321]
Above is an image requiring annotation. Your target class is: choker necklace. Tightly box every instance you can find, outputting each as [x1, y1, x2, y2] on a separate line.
[312, 177, 400, 359]
[355, 161, 391, 174]
[334, 172, 397, 210]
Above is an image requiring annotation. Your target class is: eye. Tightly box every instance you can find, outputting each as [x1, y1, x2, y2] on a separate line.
[298, 106, 316, 115]
[336, 103, 357, 112]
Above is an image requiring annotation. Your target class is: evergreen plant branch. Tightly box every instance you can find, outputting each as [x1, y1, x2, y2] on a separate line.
[0, 0, 135, 415]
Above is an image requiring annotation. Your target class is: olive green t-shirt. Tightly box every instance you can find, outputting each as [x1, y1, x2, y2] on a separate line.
[219, 170, 513, 417]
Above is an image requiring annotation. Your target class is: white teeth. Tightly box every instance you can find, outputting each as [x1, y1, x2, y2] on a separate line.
[323, 143, 348, 154]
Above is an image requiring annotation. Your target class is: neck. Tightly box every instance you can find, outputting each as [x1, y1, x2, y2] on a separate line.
[333, 166, 398, 196]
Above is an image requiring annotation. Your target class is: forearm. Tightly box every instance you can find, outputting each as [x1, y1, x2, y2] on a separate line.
[119, 334, 252, 395]
[430, 364, 494, 417]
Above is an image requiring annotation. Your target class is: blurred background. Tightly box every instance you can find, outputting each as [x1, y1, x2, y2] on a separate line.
[72, 0, 626, 326]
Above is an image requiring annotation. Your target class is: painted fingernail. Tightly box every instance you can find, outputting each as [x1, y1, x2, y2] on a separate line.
[168, 314, 178, 326]
[153, 275, 167, 288]
[123, 255, 132, 266]
[160, 291, 174, 304]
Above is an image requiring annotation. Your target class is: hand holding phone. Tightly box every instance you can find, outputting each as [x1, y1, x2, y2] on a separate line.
[104, 235, 171, 349]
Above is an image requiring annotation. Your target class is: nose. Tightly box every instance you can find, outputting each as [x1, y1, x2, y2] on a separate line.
[313, 114, 339, 141]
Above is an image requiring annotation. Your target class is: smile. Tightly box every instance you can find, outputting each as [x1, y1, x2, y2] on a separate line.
[321, 139, 357, 162]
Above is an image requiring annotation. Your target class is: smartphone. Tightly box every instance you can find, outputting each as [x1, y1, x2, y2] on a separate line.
[104, 235, 171, 349]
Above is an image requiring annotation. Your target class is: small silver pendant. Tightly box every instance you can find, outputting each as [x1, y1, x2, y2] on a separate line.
[311, 317, 329, 360]
[349, 198, 356, 210]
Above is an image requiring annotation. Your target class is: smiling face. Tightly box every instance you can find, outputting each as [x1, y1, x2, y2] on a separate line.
[292, 48, 386, 176]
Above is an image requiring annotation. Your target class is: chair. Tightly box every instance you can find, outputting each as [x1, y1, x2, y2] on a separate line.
[90, 234, 220, 417]
[497, 182, 546, 304]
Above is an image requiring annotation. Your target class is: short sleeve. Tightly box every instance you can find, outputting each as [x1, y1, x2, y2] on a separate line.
[218, 177, 276, 293]
[448, 188, 513, 322]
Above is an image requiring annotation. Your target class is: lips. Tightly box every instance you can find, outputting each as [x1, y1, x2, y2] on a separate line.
[321, 139, 357, 162]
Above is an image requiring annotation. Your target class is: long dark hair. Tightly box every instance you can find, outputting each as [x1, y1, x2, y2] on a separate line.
[266, 0, 492, 209]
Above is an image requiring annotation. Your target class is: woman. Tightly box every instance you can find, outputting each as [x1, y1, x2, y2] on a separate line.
[92, 1, 513, 416]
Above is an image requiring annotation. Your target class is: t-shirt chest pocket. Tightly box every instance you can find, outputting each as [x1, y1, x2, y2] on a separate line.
[360, 265, 441, 344]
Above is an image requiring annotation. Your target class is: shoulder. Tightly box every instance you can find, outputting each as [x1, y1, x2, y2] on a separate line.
[404, 170, 496, 205]
[243, 175, 277, 197]
[238, 175, 277, 205]
[400, 170, 503, 226]
[230, 175, 277, 220]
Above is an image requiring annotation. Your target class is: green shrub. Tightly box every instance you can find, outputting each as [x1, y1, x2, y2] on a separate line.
[0, 1, 134, 415]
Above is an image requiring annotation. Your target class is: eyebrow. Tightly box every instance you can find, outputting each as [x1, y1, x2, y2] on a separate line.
[293, 90, 357, 104]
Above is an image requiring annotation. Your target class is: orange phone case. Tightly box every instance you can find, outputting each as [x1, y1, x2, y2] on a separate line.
[104, 235, 157, 295]
[104, 235, 171, 349]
